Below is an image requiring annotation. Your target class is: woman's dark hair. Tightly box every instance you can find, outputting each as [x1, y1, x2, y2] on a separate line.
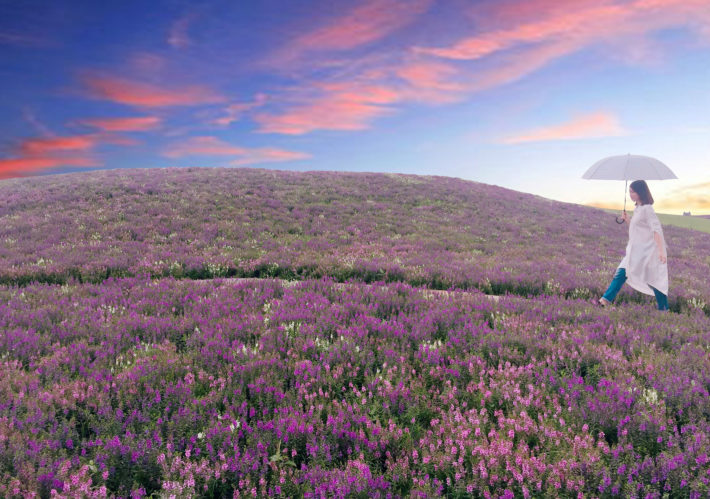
[630, 180, 654, 205]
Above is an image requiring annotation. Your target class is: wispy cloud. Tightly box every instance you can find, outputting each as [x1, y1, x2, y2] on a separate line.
[0, 31, 49, 47]
[80, 116, 162, 132]
[163, 136, 245, 158]
[128, 53, 169, 75]
[500, 112, 626, 143]
[415, 1, 624, 61]
[416, 0, 710, 64]
[19, 135, 98, 156]
[211, 94, 269, 126]
[229, 148, 312, 166]
[587, 180, 710, 213]
[586, 200, 624, 211]
[0, 134, 105, 179]
[0, 155, 99, 179]
[162, 136, 310, 165]
[168, 13, 196, 49]
[0, 129, 143, 179]
[22, 109, 54, 136]
[82, 74, 224, 107]
[270, 0, 433, 65]
[254, 81, 400, 135]
[661, 181, 710, 212]
[464, 40, 581, 94]
[395, 60, 467, 103]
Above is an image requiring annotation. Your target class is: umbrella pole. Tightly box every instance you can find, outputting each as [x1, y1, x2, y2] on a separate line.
[616, 179, 628, 224]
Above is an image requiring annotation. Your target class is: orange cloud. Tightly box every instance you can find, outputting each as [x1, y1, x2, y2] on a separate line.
[586, 200, 624, 211]
[81, 116, 162, 132]
[660, 181, 710, 212]
[0, 132, 139, 179]
[586, 181, 710, 214]
[658, 196, 710, 212]
[0, 155, 99, 179]
[501, 112, 626, 143]
[271, 0, 432, 64]
[254, 81, 400, 135]
[19, 135, 99, 155]
[83, 75, 224, 107]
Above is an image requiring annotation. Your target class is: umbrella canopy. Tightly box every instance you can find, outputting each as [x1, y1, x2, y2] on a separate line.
[582, 154, 677, 181]
[582, 154, 677, 223]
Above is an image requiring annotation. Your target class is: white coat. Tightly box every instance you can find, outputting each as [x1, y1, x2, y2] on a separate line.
[619, 204, 668, 296]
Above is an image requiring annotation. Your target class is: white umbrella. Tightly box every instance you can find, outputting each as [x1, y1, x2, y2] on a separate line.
[582, 154, 677, 223]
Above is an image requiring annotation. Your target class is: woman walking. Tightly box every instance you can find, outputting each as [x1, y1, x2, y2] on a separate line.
[599, 180, 669, 310]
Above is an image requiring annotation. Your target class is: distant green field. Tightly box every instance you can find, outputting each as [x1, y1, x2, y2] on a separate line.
[601, 209, 710, 234]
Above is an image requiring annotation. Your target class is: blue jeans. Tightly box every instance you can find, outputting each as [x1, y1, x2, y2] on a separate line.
[603, 268, 668, 311]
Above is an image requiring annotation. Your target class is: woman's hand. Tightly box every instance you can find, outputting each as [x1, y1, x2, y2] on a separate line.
[659, 252, 667, 264]
[620, 210, 630, 224]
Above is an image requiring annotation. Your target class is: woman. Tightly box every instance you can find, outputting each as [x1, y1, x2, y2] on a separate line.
[599, 180, 669, 310]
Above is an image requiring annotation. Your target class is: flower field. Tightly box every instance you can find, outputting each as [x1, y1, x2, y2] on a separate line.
[1, 168, 709, 312]
[1, 168, 710, 497]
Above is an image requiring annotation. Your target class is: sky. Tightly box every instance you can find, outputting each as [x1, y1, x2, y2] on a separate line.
[1, 0, 709, 214]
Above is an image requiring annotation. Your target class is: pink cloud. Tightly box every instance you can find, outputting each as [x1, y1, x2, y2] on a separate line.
[254, 81, 401, 135]
[83, 74, 224, 107]
[500, 112, 626, 143]
[0, 131, 138, 179]
[271, 0, 432, 64]
[229, 148, 311, 166]
[80, 116, 162, 132]
[0, 155, 99, 179]
[163, 136, 247, 158]
[163, 136, 310, 165]
[19, 135, 98, 156]
[466, 40, 585, 94]
[415, 2, 632, 60]
[177, 0, 709, 139]
[255, 40, 574, 136]
[395, 60, 467, 103]
[415, 0, 710, 66]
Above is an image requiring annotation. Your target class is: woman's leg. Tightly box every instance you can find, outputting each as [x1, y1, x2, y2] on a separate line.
[651, 287, 668, 311]
[602, 268, 627, 303]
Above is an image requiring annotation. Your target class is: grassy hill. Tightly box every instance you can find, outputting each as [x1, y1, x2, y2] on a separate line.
[601, 208, 710, 234]
[2, 167, 709, 311]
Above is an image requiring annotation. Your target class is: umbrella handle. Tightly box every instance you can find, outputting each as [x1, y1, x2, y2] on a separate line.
[615, 216, 625, 224]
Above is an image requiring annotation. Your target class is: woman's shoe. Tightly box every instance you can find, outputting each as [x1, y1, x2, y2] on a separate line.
[599, 297, 612, 307]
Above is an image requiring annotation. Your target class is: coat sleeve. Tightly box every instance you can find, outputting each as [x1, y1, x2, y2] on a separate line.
[647, 206, 663, 234]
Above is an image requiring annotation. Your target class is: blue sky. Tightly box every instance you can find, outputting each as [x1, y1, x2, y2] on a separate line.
[1, 0, 709, 213]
